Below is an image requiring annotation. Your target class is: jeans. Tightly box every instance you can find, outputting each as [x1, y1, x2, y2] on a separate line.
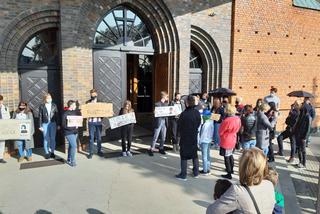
[200, 143, 211, 172]
[42, 122, 57, 154]
[296, 137, 306, 166]
[16, 140, 32, 158]
[213, 123, 221, 146]
[121, 124, 133, 152]
[151, 119, 166, 150]
[66, 134, 77, 164]
[180, 158, 199, 178]
[242, 140, 256, 149]
[170, 118, 180, 145]
[277, 129, 294, 155]
[262, 147, 269, 156]
[88, 122, 102, 155]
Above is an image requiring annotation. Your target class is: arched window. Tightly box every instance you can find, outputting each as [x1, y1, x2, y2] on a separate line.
[189, 45, 203, 94]
[19, 29, 58, 66]
[94, 6, 153, 48]
[190, 47, 202, 69]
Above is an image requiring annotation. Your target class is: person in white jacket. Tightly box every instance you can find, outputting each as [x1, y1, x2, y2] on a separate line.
[0, 95, 11, 163]
[199, 109, 214, 175]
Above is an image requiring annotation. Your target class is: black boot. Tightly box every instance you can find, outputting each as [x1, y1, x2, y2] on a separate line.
[230, 155, 234, 174]
[222, 156, 232, 179]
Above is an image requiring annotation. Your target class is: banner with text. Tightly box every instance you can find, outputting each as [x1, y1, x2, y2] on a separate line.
[0, 119, 32, 140]
[81, 103, 113, 118]
[154, 105, 182, 117]
[108, 112, 136, 129]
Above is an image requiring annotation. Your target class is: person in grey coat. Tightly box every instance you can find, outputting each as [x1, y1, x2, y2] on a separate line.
[12, 101, 35, 162]
[256, 103, 274, 155]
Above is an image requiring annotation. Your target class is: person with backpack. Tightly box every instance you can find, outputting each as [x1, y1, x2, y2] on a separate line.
[240, 105, 257, 149]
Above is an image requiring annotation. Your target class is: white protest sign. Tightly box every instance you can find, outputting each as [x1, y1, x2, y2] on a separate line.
[0, 119, 32, 140]
[154, 105, 182, 117]
[108, 112, 136, 129]
[67, 116, 83, 127]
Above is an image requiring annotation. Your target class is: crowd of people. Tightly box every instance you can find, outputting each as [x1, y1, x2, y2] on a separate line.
[0, 86, 316, 213]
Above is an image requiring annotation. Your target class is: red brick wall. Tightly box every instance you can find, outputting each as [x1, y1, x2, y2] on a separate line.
[231, 0, 320, 130]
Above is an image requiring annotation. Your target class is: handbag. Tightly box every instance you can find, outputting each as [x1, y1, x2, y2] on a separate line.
[244, 186, 261, 214]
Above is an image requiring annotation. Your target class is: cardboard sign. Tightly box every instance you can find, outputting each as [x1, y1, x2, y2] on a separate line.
[211, 113, 221, 121]
[81, 103, 113, 118]
[108, 112, 136, 129]
[67, 116, 83, 127]
[0, 119, 32, 140]
[154, 105, 182, 117]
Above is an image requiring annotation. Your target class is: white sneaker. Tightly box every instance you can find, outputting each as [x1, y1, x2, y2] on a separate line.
[296, 163, 306, 169]
[122, 152, 127, 157]
[127, 151, 133, 157]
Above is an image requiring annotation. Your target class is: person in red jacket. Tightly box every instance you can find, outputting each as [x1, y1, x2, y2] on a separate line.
[219, 104, 242, 179]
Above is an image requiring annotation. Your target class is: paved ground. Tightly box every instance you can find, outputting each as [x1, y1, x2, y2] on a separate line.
[0, 135, 318, 214]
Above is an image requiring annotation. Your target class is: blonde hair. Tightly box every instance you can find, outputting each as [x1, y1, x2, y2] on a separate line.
[224, 104, 236, 115]
[258, 103, 270, 112]
[239, 148, 268, 186]
[123, 100, 133, 113]
[160, 91, 168, 99]
[265, 167, 278, 187]
[43, 93, 52, 101]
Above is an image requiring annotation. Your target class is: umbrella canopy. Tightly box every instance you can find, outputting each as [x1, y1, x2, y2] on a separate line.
[287, 90, 314, 98]
[209, 88, 236, 97]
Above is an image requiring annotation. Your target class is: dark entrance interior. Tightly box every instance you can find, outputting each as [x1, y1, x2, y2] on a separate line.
[18, 28, 62, 148]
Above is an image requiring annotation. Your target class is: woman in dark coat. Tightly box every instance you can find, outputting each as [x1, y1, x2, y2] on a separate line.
[175, 95, 201, 181]
[119, 100, 135, 157]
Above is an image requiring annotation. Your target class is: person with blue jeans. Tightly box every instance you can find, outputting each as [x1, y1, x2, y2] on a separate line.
[199, 110, 214, 175]
[62, 100, 81, 167]
[39, 94, 60, 159]
[86, 89, 103, 159]
[211, 98, 225, 148]
[240, 105, 257, 150]
[13, 101, 35, 162]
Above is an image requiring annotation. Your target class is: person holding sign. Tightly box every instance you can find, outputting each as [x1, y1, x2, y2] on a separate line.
[12, 102, 34, 162]
[119, 100, 135, 157]
[169, 92, 185, 153]
[86, 89, 103, 159]
[0, 95, 10, 164]
[149, 91, 169, 156]
[39, 94, 60, 159]
[62, 100, 81, 167]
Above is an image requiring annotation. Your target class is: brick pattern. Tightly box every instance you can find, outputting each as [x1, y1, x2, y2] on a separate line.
[232, 0, 320, 129]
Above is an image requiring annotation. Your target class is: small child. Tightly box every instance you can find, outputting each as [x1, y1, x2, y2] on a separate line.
[265, 167, 284, 214]
[213, 179, 234, 214]
[199, 110, 214, 175]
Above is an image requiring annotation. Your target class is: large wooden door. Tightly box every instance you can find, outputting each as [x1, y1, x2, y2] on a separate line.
[154, 53, 171, 102]
[19, 67, 62, 147]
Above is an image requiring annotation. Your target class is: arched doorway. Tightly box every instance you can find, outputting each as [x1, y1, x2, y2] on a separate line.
[18, 28, 62, 147]
[93, 5, 162, 134]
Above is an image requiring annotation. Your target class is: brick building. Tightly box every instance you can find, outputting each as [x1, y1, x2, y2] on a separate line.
[0, 0, 319, 150]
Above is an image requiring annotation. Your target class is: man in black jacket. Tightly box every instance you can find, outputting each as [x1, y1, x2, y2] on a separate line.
[175, 95, 201, 181]
[149, 91, 169, 156]
[39, 93, 60, 159]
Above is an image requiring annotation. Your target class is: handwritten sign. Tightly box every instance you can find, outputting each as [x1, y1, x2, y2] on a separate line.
[67, 116, 83, 127]
[109, 112, 136, 129]
[81, 103, 113, 118]
[0, 119, 32, 140]
[155, 105, 182, 117]
[211, 113, 221, 121]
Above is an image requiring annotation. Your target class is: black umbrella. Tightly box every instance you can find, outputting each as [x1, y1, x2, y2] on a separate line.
[209, 88, 236, 97]
[287, 90, 314, 98]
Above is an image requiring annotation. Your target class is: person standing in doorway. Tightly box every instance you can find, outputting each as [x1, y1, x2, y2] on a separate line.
[175, 95, 201, 181]
[13, 102, 34, 162]
[119, 100, 135, 157]
[149, 91, 169, 156]
[0, 95, 10, 163]
[264, 87, 280, 110]
[62, 100, 81, 167]
[169, 92, 185, 153]
[39, 93, 60, 159]
[86, 89, 104, 159]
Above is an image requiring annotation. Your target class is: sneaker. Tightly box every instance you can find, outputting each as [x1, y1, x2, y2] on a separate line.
[26, 156, 32, 161]
[87, 154, 93, 159]
[287, 157, 295, 164]
[126, 151, 133, 157]
[175, 174, 187, 181]
[193, 174, 200, 179]
[221, 173, 232, 179]
[45, 154, 50, 159]
[296, 163, 306, 169]
[122, 152, 127, 157]
[148, 149, 154, 157]
[97, 151, 104, 157]
[200, 170, 210, 176]
[0, 159, 6, 164]
[276, 152, 284, 156]
[18, 157, 24, 163]
[159, 149, 166, 155]
[50, 153, 56, 159]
